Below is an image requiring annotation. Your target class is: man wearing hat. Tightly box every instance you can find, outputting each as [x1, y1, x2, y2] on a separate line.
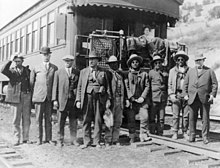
[149, 55, 168, 135]
[76, 51, 110, 149]
[124, 54, 151, 143]
[1, 53, 31, 146]
[30, 46, 58, 145]
[52, 55, 80, 147]
[104, 55, 126, 146]
[183, 53, 218, 144]
[168, 51, 190, 140]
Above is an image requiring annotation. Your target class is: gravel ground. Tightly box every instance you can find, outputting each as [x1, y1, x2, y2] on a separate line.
[0, 104, 220, 168]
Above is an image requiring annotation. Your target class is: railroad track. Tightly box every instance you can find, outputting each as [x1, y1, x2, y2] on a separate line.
[122, 129, 220, 168]
[0, 139, 34, 168]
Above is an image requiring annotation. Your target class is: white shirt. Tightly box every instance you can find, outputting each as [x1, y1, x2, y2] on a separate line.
[65, 67, 72, 77]
[43, 62, 49, 70]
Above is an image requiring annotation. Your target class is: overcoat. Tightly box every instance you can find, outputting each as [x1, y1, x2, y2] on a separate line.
[52, 68, 80, 111]
[30, 63, 58, 102]
[183, 66, 218, 105]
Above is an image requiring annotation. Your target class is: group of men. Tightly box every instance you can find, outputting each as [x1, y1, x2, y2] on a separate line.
[1, 45, 218, 149]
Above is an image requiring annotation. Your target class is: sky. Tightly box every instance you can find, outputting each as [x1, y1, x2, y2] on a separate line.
[0, 0, 39, 28]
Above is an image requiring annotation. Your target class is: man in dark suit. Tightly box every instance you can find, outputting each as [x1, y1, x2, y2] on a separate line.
[1, 53, 31, 146]
[183, 53, 218, 144]
[30, 46, 58, 145]
[124, 54, 151, 143]
[76, 51, 110, 149]
[52, 55, 80, 147]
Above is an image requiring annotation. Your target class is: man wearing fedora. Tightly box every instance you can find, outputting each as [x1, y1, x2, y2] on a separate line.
[30, 46, 58, 145]
[183, 53, 218, 144]
[168, 51, 190, 140]
[1, 53, 31, 146]
[149, 54, 168, 135]
[105, 55, 126, 146]
[76, 51, 110, 149]
[124, 54, 151, 143]
[52, 55, 80, 147]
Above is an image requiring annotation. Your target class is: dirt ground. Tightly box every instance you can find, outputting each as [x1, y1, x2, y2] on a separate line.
[0, 104, 220, 168]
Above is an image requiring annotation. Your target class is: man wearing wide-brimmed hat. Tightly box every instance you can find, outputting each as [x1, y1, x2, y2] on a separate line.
[149, 54, 168, 136]
[52, 55, 80, 147]
[104, 55, 126, 146]
[183, 53, 218, 144]
[124, 54, 151, 143]
[168, 50, 190, 140]
[1, 53, 31, 146]
[76, 51, 110, 149]
[30, 46, 58, 145]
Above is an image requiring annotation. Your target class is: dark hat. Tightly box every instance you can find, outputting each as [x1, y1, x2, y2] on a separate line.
[40, 46, 52, 54]
[106, 55, 120, 64]
[127, 54, 143, 67]
[194, 53, 206, 61]
[85, 51, 101, 60]
[151, 55, 164, 64]
[174, 50, 189, 61]
[62, 55, 75, 61]
[12, 53, 24, 61]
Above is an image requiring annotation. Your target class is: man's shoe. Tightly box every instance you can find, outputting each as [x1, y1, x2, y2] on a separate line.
[71, 141, 80, 147]
[95, 144, 102, 149]
[203, 138, 209, 144]
[183, 133, 189, 140]
[22, 140, 32, 144]
[13, 141, 20, 146]
[44, 140, 55, 145]
[80, 144, 89, 149]
[57, 142, 64, 147]
[188, 136, 195, 142]
[112, 141, 120, 146]
[172, 133, 178, 140]
[140, 134, 152, 142]
[36, 141, 42, 145]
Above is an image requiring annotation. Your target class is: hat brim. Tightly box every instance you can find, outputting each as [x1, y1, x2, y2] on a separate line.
[174, 54, 189, 61]
[85, 56, 101, 60]
[194, 56, 206, 61]
[106, 60, 121, 64]
[151, 58, 164, 64]
[127, 56, 143, 66]
[13, 56, 24, 60]
[40, 51, 52, 54]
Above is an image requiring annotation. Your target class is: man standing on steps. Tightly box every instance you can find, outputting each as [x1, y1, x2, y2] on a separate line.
[1, 53, 32, 146]
[30, 46, 58, 145]
[168, 51, 190, 140]
[52, 55, 80, 147]
[183, 53, 218, 144]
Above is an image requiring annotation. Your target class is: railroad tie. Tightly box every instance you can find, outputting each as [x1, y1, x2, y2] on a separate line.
[187, 156, 209, 164]
[163, 149, 182, 156]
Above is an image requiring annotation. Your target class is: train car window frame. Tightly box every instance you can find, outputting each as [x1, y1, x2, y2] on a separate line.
[0, 40, 2, 61]
[40, 15, 47, 48]
[32, 20, 38, 52]
[15, 30, 20, 53]
[48, 10, 55, 47]
[6, 36, 10, 60]
[20, 27, 25, 54]
[2, 38, 6, 61]
[10, 33, 15, 56]
[58, 4, 66, 14]
[26, 23, 32, 53]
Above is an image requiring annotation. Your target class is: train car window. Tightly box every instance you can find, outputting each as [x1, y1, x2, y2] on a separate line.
[2, 38, 6, 61]
[48, 11, 55, 46]
[55, 14, 66, 44]
[10, 33, 15, 56]
[0, 40, 2, 61]
[26, 24, 32, 53]
[20, 28, 25, 54]
[40, 15, 47, 48]
[6, 36, 10, 60]
[15, 30, 20, 53]
[32, 20, 38, 51]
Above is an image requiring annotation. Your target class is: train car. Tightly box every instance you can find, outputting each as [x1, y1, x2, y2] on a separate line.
[0, 0, 183, 100]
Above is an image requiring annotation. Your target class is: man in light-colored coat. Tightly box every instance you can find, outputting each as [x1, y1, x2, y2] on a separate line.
[30, 46, 58, 145]
[183, 53, 218, 144]
[52, 55, 80, 147]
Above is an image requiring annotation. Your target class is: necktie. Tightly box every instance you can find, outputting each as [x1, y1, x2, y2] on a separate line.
[92, 69, 96, 81]
[45, 64, 48, 71]
[68, 68, 71, 77]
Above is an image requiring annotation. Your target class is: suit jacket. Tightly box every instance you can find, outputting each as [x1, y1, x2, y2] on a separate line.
[52, 68, 80, 111]
[75, 66, 109, 109]
[1, 61, 31, 103]
[183, 66, 218, 105]
[30, 62, 58, 103]
[149, 69, 168, 102]
[124, 70, 150, 104]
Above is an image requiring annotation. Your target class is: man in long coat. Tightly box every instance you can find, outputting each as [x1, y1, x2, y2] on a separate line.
[76, 51, 110, 149]
[183, 53, 218, 144]
[30, 46, 58, 145]
[52, 55, 80, 147]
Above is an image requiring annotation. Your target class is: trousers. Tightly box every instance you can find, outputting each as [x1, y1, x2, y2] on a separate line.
[35, 98, 52, 142]
[11, 92, 31, 142]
